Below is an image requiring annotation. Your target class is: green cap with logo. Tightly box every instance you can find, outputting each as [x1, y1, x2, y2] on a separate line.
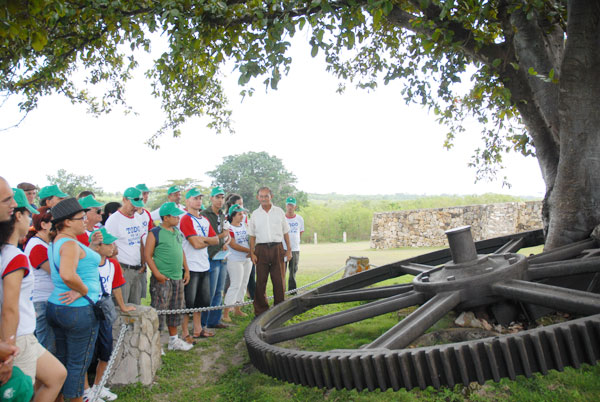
[159, 202, 185, 217]
[89, 227, 118, 245]
[136, 183, 150, 192]
[39, 185, 68, 200]
[285, 197, 297, 206]
[228, 204, 248, 216]
[0, 366, 34, 402]
[167, 185, 181, 195]
[123, 187, 144, 208]
[210, 186, 225, 197]
[78, 195, 103, 209]
[12, 188, 39, 215]
[186, 188, 204, 199]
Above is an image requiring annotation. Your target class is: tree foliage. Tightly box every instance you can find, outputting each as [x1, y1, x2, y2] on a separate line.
[46, 169, 102, 197]
[3, 1, 599, 247]
[206, 151, 306, 211]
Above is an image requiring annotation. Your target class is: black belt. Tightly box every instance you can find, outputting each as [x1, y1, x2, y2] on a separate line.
[121, 263, 143, 269]
[257, 242, 281, 247]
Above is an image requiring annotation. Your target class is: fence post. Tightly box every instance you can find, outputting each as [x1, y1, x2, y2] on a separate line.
[314, 233, 318, 245]
[343, 232, 347, 243]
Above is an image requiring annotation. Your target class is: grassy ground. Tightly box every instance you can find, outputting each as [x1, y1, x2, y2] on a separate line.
[113, 242, 599, 401]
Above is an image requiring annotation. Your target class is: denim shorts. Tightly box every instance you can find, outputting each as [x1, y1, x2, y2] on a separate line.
[95, 319, 113, 362]
[46, 302, 99, 399]
[33, 301, 55, 354]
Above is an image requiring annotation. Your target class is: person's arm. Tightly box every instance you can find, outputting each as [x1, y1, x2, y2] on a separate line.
[143, 231, 167, 283]
[39, 260, 51, 274]
[113, 288, 135, 312]
[182, 253, 190, 285]
[1, 270, 24, 345]
[58, 241, 89, 304]
[283, 232, 292, 261]
[249, 235, 257, 265]
[229, 234, 250, 254]
[139, 238, 146, 273]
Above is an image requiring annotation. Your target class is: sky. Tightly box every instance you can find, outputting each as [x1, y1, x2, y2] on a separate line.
[0, 30, 546, 198]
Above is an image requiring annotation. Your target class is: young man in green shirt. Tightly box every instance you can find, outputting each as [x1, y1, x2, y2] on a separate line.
[144, 202, 192, 352]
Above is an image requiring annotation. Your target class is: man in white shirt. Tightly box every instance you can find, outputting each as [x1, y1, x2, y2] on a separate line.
[104, 187, 146, 304]
[283, 197, 304, 293]
[150, 185, 183, 223]
[248, 187, 292, 316]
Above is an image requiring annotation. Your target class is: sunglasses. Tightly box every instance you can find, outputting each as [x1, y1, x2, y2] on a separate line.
[129, 197, 142, 202]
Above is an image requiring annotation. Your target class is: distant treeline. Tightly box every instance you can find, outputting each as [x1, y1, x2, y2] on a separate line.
[299, 193, 540, 244]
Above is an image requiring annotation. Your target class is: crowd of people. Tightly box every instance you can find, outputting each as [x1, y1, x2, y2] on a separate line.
[0, 177, 304, 401]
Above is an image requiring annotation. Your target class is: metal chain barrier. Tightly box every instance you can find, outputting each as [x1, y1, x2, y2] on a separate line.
[89, 323, 129, 402]
[156, 264, 349, 315]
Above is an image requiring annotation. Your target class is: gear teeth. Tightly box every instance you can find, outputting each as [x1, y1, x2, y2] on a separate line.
[373, 354, 388, 391]
[398, 352, 414, 390]
[484, 341, 501, 382]
[349, 354, 364, 391]
[425, 350, 441, 389]
[530, 333, 548, 374]
[328, 356, 343, 390]
[514, 337, 532, 377]
[360, 354, 376, 391]
[384, 352, 401, 391]
[338, 355, 353, 390]
[411, 351, 427, 390]
[440, 348, 456, 387]
[310, 355, 324, 388]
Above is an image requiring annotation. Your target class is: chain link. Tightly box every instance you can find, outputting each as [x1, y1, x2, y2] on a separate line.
[156, 264, 348, 315]
[88, 323, 129, 402]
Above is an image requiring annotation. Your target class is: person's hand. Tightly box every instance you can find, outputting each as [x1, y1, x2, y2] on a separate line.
[0, 358, 13, 384]
[222, 244, 229, 251]
[183, 270, 190, 285]
[120, 304, 136, 312]
[286, 250, 292, 262]
[0, 340, 18, 362]
[59, 289, 83, 305]
[138, 265, 146, 274]
[154, 272, 168, 283]
[250, 253, 258, 265]
[90, 231, 103, 248]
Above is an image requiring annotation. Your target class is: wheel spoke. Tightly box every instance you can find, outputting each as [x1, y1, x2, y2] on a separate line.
[526, 257, 600, 280]
[493, 238, 525, 254]
[398, 262, 435, 276]
[263, 291, 427, 344]
[364, 291, 461, 350]
[302, 283, 414, 306]
[528, 238, 596, 265]
[491, 279, 600, 315]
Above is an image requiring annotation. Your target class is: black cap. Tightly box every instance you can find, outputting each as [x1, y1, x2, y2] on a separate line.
[50, 198, 85, 223]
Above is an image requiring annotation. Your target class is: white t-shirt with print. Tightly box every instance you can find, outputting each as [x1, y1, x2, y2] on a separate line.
[104, 210, 144, 266]
[0, 244, 36, 336]
[283, 214, 304, 252]
[228, 222, 250, 262]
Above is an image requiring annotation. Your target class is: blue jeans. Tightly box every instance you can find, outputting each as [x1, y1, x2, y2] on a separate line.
[201, 259, 227, 327]
[33, 301, 55, 354]
[47, 303, 99, 399]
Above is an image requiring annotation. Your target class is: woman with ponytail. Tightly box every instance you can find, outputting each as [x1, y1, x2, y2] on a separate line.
[23, 206, 55, 352]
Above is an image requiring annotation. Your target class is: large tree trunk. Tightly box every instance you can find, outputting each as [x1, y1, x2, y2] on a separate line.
[545, 1, 600, 248]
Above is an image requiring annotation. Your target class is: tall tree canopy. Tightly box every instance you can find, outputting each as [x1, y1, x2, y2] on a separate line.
[207, 151, 307, 211]
[46, 169, 102, 197]
[2, 1, 599, 248]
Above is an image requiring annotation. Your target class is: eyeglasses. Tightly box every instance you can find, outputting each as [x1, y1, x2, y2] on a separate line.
[70, 215, 87, 221]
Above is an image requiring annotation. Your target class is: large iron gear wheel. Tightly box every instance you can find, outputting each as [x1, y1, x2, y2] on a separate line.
[244, 228, 600, 391]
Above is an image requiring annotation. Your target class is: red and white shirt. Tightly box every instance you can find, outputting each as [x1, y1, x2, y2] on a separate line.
[0, 244, 36, 336]
[179, 213, 216, 272]
[98, 258, 126, 296]
[24, 237, 54, 303]
[229, 222, 250, 262]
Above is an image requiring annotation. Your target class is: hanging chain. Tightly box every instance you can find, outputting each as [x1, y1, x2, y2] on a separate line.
[88, 323, 129, 402]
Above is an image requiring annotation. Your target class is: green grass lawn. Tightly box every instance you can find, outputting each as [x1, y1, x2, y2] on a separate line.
[114, 242, 599, 401]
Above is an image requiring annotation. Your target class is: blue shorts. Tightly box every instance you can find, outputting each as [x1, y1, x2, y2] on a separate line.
[95, 319, 113, 362]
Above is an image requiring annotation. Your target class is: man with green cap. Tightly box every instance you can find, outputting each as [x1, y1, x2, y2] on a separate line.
[75, 195, 104, 246]
[104, 187, 147, 305]
[283, 197, 305, 293]
[144, 202, 192, 351]
[200, 186, 231, 329]
[38, 185, 67, 208]
[150, 185, 183, 223]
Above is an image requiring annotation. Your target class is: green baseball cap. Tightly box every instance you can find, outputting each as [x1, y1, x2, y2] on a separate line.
[167, 185, 181, 195]
[123, 187, 144, 208]
[78, 195, 103, 209]
[286, 197, 297, 206]
[89, 227, 118, 245]
[0, 366, 34, 402]
[210, 186, 225, 197]
[228, 204, 248, 216]
[186, 188, 204, 199]
[159, 202, 185, 217]
[136, 183, 150, 192]
[39, 185, 68, 200]
[12, 188, 39, 215]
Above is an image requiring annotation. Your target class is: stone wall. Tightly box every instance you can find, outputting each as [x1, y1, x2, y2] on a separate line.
[370, 201, 542, 249]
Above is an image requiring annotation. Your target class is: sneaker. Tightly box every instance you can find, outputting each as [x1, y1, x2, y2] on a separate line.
[168, 336, 193, 351]
[93, 385, 118, 401]
[83, 387, 106, 402]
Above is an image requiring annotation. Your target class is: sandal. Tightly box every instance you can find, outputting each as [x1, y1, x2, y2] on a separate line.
[183, 335, 197, 345]
[193, 330, 215, 338]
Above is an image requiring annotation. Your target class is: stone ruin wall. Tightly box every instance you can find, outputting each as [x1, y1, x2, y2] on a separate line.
[370, 201, 542, 249]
